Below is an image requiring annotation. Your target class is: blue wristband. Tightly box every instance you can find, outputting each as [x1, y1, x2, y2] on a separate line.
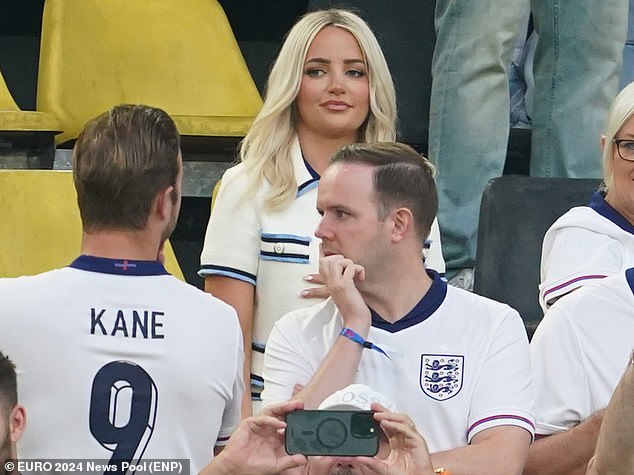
[340, 327, 389, 359]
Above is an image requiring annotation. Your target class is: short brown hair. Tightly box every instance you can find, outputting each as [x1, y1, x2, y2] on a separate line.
[73, 104, 180, 232]
[331, 142, 438, 240]
[0, 351, 17, 416]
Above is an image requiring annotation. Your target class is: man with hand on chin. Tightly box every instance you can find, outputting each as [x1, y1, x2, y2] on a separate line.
[262, 142, 534, 475]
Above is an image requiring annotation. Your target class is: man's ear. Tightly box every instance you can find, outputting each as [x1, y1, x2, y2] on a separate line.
[391, 207, 414, 242]
[155, 185, 175, 221]
[9, 404, 26, 443]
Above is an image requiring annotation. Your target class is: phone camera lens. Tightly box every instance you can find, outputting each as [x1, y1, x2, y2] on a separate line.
[351, 412, 377, 439]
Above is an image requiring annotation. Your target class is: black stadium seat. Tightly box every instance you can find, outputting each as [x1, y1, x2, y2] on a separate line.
[473, 175, 601, 339]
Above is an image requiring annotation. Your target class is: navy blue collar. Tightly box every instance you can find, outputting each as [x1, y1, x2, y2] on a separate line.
[589, 191, 634, 235]
[297, 157, 320, 197]
[626, 268, 634, 296]
[290, 138, 320, 197]
[371, 270, 447, 333]
[303, 157, 320, 181]
[69, 255, 169, 276]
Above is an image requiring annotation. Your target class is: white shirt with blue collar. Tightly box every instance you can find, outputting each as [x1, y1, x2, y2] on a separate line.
[540, 191, 634, 311]
[532, 267, 634, 436]
[262, 270, 534, 453]
[0, 255, 243, 472]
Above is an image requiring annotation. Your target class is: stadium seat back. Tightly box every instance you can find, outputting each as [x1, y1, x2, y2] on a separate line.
[0, 170, 184, 279]
[473, 175, 601, 339]
[1, 69, 61, 133]
[37, 0, 262, 144]
[0, 70, 20, 111]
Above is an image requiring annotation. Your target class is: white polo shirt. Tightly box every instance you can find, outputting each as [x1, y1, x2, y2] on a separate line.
[540, 191, 634, 311]
[531, 268, 634, 436]
[262, 271, 534, 453]
[0, 256, 243, 473]
[199, 138, 445, 400]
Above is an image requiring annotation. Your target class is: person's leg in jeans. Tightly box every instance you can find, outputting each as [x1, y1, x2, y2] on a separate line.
[530, 0, 627, 178]
[620, 0, 634, 90]
[429, 0, 529, 276]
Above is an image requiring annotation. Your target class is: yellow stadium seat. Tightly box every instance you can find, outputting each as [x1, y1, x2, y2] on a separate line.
[37, 0, 262, 146]
[0, 70, 61, 131]
[0, 170, 184, 280]
[1, 70, 22, 112]
[1, 70, 61, 168]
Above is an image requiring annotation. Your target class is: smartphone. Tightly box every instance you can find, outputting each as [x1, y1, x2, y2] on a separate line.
[285, 409, 379, 456]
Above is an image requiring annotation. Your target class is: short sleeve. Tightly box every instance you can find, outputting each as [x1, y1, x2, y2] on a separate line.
[539, 226, 621, 311]
[199, 165, 261, 285]
[261, 315, 316, 407]
[530, 305, 589, 436]
[467, 309, 535, 442]
[216, 319, 245, 446]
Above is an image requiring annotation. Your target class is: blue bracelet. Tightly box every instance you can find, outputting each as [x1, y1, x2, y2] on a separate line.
[340, 327, 389, 359]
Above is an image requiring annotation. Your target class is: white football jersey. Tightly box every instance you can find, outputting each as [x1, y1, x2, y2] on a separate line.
[531, 268, 634, 436]
[540, 191, 634, 311]
[262, 272, 534, 453]
[0, 256, 243, 474]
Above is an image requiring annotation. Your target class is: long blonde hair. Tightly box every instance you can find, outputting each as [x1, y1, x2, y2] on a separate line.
[240, 9, 397, 210]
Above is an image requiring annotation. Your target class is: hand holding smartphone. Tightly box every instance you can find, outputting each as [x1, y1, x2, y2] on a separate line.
[285, 409, 379, 456]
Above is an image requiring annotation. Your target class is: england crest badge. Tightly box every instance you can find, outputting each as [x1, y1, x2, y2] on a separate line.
[420, 354, 464, 401]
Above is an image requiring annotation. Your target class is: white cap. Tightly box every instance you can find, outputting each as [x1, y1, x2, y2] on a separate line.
[318, 384, 397, 412]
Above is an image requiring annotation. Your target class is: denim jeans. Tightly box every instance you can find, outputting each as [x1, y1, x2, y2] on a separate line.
[530, 0, 627, 177]
[430, 0, 627, 272]
[430, 0, 529, 272]
[620, 0, 634, 90]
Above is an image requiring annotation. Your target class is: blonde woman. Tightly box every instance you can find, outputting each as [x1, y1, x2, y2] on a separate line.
[199, 9, 445, 415]
[539, 82, 634, 311]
